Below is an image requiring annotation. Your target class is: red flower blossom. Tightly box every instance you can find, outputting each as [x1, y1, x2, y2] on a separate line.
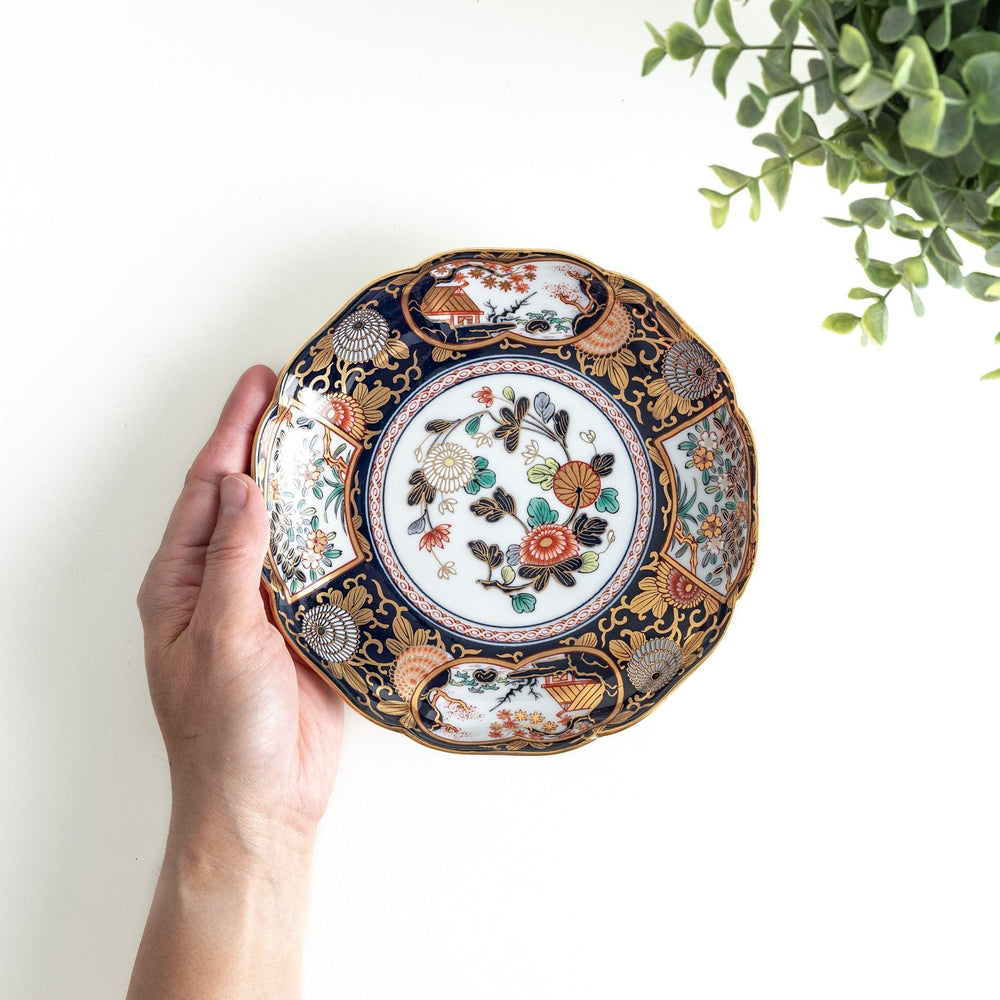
[472, 386, 494, 407]
[419, 524, 451, 552]
[519, 523, 580, 566]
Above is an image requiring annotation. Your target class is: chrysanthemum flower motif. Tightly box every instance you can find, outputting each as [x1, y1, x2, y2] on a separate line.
[662, 341, 719, 399]
[319, 392, 366, 436]
[329, 307, 390, 363]
[300, 604, 359, 663]
[391, 645, 452, 699]
[423, 442, 475, 493]
[552, 460, 601, 509]
[519, 522, 580, 566]
[663, 568, 707, 609]
[576, 303, 634, 356]
[631, 560, 716, 616]
[627, 637, 682, 694]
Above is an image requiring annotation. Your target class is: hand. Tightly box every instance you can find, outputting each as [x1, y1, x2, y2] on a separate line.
[129, 366, 343, 999]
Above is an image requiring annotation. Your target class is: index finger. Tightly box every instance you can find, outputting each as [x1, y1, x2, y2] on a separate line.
[158, 364, 277, 560]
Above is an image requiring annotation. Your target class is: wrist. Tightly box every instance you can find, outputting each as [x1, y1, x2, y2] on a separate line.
[166, 791, 318, 885]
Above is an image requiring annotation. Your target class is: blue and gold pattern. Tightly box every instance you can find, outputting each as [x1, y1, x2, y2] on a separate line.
[253, 249, 757, 754]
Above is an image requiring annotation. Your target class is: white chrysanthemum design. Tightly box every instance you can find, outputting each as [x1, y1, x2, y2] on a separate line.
[422, 442, 475, 493]
[329, 307, 390, 363]
[662, 341, 719, 399]
[300, 604, 359, 663]
[627, 637, 682, 694]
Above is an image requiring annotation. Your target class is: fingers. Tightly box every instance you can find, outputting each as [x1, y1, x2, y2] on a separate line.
[160, 365, 277, 557]
[138, 365, 276, 637]
[190, 473, 272, 639]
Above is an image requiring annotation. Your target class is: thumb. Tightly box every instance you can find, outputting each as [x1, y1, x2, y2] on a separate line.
[194, 474, 271, 634]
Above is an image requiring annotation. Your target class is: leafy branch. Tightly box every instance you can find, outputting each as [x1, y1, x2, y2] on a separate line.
[643, 0, 1000, 379]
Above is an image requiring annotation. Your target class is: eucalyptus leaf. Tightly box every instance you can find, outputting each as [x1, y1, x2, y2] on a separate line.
[963, 53, 1000, 124]
[712, 44, 741, 97]
[644, 0, 1000, 377]
[839, 24, 870, 69]
[642, 48, 667, 77]
[878, 6, 914, 43]
[964, 272, 1000, 300]
[714, 0, 744, 45]
[823, 312, 860, 333]
[862, 300, 889, 344]
[899, 92, 947, 153]
[762, 158, 792, 208]
[711, 165, 751, 189]
[778, 93, 803, 141]
[666, 23, 706, 61]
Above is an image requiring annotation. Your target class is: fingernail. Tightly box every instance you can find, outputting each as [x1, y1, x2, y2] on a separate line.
[220, 475, 249, 515]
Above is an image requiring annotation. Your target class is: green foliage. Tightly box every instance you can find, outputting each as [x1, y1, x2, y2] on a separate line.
[643, 0, 1000, 376]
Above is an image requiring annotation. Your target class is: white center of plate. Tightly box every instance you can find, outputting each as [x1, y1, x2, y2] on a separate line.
[368, 359, 652, 643]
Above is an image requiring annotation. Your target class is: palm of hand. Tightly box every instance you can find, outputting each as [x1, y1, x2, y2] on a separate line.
[139, 366, 343, 837]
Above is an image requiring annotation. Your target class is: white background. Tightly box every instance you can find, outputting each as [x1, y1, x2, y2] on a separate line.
[2, 2, 998, 998]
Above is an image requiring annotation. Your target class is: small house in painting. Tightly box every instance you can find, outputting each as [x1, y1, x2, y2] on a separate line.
[421, 285, 484, 327]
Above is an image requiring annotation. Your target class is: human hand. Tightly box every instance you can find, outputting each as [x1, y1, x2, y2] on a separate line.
[138, 364, 344, 843]
[130, 366, 344, 999]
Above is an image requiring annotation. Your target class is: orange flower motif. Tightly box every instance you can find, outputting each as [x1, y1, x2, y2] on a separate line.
[519, 523, 580, 566]
[472, 386, 494, 407]
[663, 568, 708, 609]
[576, 302, 634, 356]
[321, 392, 366, 437]
[391, 645, 452, 699]
[700, 513, 723, 538]
[692, 446, 714, 471]
[552, 461, 601, 509]
[305, 529, 329, 553]
[631, 560, 715, 616]
[419, 523, 451, 552]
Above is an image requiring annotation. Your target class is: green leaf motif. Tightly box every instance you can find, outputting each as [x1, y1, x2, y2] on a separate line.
[578, 551, 600, 574]
[465, 416, 481, 434]
[595, 488, 620, 513]
[981, 367, 1000, 380]
[500, 566, 516, 585]
[526, 458, 559, 489]
[526, 496, 558, 528]
[511, 593, 536, 614]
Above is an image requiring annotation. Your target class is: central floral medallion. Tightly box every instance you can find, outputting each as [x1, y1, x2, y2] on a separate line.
[368, 359, 653, 643]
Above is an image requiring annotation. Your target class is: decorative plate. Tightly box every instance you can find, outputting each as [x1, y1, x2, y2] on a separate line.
[253, 249, 757, 755]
